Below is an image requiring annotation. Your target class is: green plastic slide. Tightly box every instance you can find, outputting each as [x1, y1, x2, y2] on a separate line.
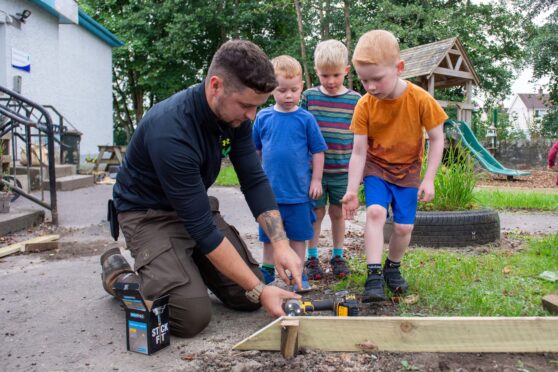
[444, 119, 530, 178]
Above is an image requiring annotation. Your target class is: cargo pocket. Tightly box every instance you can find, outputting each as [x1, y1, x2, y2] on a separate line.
[227, 225, 259, 267]
[134, 241, 191, 301]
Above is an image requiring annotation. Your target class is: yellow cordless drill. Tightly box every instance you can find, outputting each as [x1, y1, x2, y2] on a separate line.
[283, 291, 359, 317]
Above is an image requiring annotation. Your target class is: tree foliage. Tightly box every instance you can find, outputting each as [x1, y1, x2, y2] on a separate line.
[81, 0, 534, 142]
[519, 0, 558, 137]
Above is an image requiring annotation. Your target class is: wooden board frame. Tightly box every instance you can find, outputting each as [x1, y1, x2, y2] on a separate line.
[234, 316, 558, 353]
[0, 235, 60, 258]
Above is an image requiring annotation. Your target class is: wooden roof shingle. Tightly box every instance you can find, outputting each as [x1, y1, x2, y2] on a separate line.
[400, 37, 479, 87]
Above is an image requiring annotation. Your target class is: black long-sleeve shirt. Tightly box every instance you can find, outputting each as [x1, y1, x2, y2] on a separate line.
[113, 82, 277, 254]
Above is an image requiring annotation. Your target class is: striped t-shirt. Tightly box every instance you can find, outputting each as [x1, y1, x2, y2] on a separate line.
[301, 87, 361, 173]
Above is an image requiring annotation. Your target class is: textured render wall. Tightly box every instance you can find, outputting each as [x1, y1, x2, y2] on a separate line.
[488, 138, 555, 170]
[0, 0, 114, 157]
[0, 0, 60, 104]
[0, 23, 6, 87]
[59, 24, 113, 156]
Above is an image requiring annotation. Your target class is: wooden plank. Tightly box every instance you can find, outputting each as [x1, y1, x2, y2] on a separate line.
[445, 54, 454, 70]
[234, 316, 558, 353]
[434, 67, 474, 80]
[542, 295, 558, 314]
[280, 319, 299, 359]
[24, 241, 61, 253]
[0, 235, 60, 258]
[454, 55, 463, 71]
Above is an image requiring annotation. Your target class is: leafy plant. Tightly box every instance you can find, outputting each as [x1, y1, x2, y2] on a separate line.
[419, 143, 477, 211]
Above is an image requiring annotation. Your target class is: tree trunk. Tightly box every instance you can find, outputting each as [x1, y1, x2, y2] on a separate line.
[343, 0, 353, 89]
[294, 0, 312, 87]
[322, 0, 330, 40]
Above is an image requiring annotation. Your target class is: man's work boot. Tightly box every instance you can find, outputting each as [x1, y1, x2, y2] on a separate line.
[100, 248, 135, 296]
[362, 270, 386, 302]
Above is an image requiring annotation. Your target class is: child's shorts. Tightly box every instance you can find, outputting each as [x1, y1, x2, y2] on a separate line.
[363, 176, 418, 224]
[259, 202, 316, 243]
[314, 173, 348, 208]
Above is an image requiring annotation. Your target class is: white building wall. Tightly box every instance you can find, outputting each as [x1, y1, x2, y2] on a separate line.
[59, 24, 113, 156]
[0, 0, 60, 105]
[0, 0, 115, 157]
[508, 96, 529, 133]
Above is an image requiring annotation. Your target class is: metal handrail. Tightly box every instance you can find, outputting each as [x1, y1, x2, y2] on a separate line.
[0, 85, 58, 225]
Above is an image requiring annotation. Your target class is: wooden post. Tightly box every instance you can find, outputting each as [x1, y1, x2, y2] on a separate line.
[465, 80, 473, 123]
[280, 319, 299, 359]
[542, 295, 558, 314]
[428, 75, 435, 97]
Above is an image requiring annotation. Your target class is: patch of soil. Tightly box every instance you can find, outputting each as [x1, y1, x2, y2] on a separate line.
[477, 169, 557, 189]
[181, 348, 558, 371]
[0, 222, 123, 261]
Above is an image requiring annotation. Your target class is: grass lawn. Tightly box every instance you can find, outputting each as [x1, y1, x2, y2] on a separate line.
[335, 233, 558, 316]
[215, 164, 239, 186]
[473, 189, 558, 211]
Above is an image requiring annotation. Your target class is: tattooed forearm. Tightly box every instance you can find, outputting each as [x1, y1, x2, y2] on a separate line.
[257, 210, 287, 242]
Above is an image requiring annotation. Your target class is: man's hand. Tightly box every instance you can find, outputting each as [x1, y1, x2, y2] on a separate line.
[257, 210, 303, 289]
[272, 240, 303, 288]
[341, 191, 359, 220]
[309, 179, 323, 200]
[260, 286, 300, 317]
[418, 179, 435, 202]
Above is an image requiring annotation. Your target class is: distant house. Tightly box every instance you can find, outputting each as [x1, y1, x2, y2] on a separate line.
[508, 90, 551, 133]
[0, 0, 123, 156]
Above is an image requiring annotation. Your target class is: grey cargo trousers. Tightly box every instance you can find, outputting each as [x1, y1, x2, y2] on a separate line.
[117, 196, 263, 338]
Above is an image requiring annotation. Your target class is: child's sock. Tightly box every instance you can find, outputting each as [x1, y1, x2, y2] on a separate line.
[332, 247, 344, 258]
[261, 263, 275, 271]
[260, 263, 276, 284]
[307, 247, 318, 259]
[367, 263, 382, 275]
[384, 257, 401, 269]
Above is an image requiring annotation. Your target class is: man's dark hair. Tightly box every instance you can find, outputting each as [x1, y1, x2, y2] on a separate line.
[207, 40, 277, 94]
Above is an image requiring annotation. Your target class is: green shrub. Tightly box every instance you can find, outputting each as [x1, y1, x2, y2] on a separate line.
[419, 143, 477, 211]
[358, 144, 477, 211]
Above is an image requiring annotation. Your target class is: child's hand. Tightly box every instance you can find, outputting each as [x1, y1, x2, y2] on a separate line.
[341, 192, 359, 220]
[309, 179, 323, 199]
[418, 180, 435, 202]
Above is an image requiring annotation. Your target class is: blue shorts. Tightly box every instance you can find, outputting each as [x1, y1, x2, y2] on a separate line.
[259, 202, 316, 243]
[363, 176, 418, 224]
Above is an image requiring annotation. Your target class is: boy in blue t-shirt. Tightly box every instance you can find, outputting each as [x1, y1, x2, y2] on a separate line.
[253, 55, 327, 292]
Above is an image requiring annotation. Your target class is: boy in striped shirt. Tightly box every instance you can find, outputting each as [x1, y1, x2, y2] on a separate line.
[300, 39, 361, 280]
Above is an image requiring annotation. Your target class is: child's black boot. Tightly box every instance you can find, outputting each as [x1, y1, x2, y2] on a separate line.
[362, 265, 386, 302]
[383, 258, 408, 294]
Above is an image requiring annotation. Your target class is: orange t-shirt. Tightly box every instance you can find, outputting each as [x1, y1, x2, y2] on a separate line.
[350, 81, 448, 187]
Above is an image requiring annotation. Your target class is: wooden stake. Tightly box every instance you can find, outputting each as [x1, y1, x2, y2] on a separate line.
[280, 319, 299, 359]
[0, 235, 60, 258]
[542, 295, 558, 315]
[234, 316, 558, 353]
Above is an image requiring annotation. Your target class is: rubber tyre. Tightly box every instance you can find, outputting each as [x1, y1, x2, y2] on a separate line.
[384, 208, 500, 247]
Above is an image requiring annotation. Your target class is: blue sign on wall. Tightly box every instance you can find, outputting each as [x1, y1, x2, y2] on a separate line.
[12, 48, 31, 72]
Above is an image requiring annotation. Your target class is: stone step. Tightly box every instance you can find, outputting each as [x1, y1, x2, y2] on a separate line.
[0, 209, 45, 236]
[15, 164, 77, 179]
[42, 174, 94, 191]
[13, 164, 77, 190]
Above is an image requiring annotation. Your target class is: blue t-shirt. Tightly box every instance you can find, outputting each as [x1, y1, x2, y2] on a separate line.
[253, 106, 327, 204]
